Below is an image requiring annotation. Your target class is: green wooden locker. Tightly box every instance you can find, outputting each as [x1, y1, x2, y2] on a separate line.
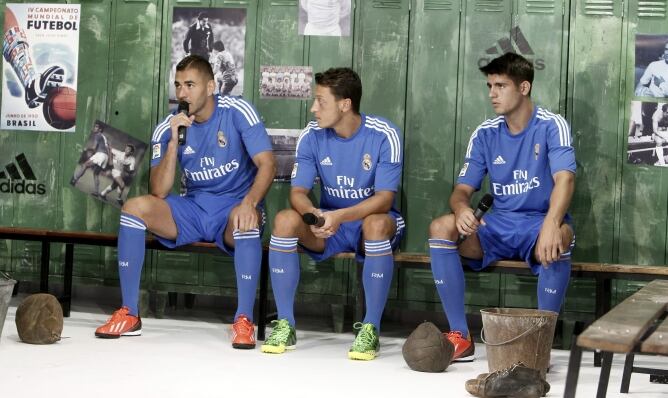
[617, 0, 668, 265]
[403, 0, 462, 253]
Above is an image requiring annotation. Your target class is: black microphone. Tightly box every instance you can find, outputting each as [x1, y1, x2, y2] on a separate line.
[457, 193, 494, 244]
[302, 212, 325, 228]
[177, 101, 189, 145]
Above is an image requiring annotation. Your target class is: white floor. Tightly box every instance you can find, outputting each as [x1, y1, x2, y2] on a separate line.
[1, 299, 667, 398]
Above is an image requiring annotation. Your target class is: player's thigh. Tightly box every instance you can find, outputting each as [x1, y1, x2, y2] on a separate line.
[122, 195, 177, 239]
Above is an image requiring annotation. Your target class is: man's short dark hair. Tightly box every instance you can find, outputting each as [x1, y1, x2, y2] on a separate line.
[125, 144, 135, 155]
[479, 52, 534, 90]
[662, 104, 668, 112]
[213, 40, 225, 52]
[315, 67, 362, 114]
[176, 55, 214, 81]
[197, 12, 208, 20]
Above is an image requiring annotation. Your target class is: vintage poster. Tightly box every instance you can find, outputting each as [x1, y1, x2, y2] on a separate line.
[169, 7, 247, 107]
[1, 3, 80, 132]
[260, 65, 313, 100]
[70, 120, 148, 208]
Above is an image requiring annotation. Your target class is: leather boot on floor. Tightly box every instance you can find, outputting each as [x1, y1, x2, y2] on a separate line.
[464, 362, 550, 398]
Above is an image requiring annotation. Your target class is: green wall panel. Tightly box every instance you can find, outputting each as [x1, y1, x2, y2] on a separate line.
[567, 0, 624, 263]
[403, 0, 461, 252]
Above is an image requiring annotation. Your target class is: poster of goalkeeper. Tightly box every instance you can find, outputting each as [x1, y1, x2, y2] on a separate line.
[635, 34, 668, 98]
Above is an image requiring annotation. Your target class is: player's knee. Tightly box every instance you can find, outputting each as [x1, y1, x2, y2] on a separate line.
[560, 224, 574, 249]
[121, 195, 152, 219]
[429, 214, 457, 240]
[361, 214, 394, 240]
[272, 209, 302, 236]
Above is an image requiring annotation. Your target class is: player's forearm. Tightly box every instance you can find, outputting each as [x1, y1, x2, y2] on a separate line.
[545, 171, 575, 225]
[290, 189, 318, 215]
[332, 191, 394, 224]
[149, 142, 178, 198]
[449, 185, 474, 215]
[242, 158, 276, 207]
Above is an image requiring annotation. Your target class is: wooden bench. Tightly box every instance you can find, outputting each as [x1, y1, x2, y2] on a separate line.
[2, 226, 668, 345]
[563, 279, 668, 398]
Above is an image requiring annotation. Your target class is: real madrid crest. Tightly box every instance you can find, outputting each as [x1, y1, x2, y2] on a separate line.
[217, 130, 227, 148]
[362, 153, 372, 171]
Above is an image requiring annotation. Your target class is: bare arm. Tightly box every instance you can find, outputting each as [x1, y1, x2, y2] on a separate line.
[449, 183, 479, 236]
[233, 151, 276, 231]
[535, 170, 575, 265]
[150, 113, 193, 198]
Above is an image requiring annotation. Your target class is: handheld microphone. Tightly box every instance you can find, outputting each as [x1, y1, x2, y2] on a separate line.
[177, 101, 189, 146]
[302, 212, 325, 228]
[457, 193, 494, 244]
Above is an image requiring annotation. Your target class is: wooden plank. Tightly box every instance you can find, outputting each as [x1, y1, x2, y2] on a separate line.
[642, 315, 668, 355]
[577, 280, 668, 353]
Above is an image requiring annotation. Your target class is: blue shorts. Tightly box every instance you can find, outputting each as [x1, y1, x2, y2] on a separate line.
[155, 192, 265, 255]
[301, 210, 405, 263]
[471, 211, 574, 275]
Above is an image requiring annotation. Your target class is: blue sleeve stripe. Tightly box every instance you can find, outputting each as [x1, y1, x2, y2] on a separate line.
[152, 115, 174, 143]
[365, 117, 401, 163]
[465, 117, 504, 158]
[296, 122, 318, 154]
[218, 96, 260, 126]
[537, 108, 571, 147]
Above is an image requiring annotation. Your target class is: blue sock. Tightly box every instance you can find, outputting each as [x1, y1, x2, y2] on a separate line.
[233, 228, 261, 322]
[362, 240, 394, 331]
[429, 239, 468, 336]
[268, 235, 299, 326]
[537, 257, 571, 313]
[118, 213, 146, 316]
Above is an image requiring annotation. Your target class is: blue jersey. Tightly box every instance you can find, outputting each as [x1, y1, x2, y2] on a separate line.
[292, 114, 402, 211]
[457, 106, 575, 214]
[150, 95, 272, 198]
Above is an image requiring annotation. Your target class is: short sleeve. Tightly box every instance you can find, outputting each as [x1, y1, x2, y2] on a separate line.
[150, 114, 174, 168]
[228, 97, 273, 158]
[456, 128, 487, 190]
[291, 125, 318, 190]
[546, 115, 576, 175]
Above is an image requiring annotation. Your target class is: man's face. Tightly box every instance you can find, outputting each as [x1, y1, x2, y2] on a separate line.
[662, 44, 668, 62]
[174, 67, 213, 117]
[486, 74, 527, 116]
[124, 146, 132, 155]
[93, 124, 101, 133]
[310, 85, 345, 129]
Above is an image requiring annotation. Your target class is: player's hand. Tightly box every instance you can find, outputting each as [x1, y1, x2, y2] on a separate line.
[535, 219, 564, 267]
[233, 199, 259, 232]
[454, 207, 481, 237]
[169, 111, 194, 143]
[310, 209, 340, 239]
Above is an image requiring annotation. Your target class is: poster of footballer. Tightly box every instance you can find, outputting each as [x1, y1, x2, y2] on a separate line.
[634, 34, 668, 98]
[267, 128, 301, 181]
[70, 121, 147, 208]
[169, 7, 247, 106]
[1, 3, 80, 132]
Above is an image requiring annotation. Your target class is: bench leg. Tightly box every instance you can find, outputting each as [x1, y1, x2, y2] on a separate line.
[621, 353, 634, 393]
[564, 342, 583, 398]
[61, 243, 73, 317]
[331, 303, 345, 333]
[596, 351, 614, 398]
[39, 240, 50, 293]
[257, 252, 269, 341]
[594, 277, 612, 367]
[355, 261, 364, 322]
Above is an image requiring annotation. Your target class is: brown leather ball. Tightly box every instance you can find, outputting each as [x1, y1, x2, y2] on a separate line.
[15, 293, 63, 344]
[402, 321, 455, 372]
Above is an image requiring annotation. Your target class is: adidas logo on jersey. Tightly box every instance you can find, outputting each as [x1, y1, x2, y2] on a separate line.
[183, 146, 196, 155]
[493, 156, 506, 165]
[320, 156, 333, 166]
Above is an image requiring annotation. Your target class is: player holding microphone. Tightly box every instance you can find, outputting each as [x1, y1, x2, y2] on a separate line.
[428, 53, 576, 362]
[262, 67, 405, 361]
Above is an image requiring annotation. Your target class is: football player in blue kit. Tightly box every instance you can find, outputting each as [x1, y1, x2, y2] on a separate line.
[261, 67, 405, 360]
[428, 53, 576, 362]
[95, 55, 276, 350]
